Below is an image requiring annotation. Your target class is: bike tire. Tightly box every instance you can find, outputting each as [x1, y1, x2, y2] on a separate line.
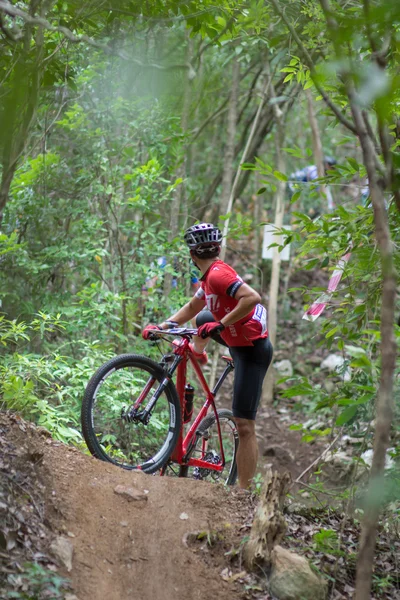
[178, 408, 238, 485]
[81, 354, 181, 474]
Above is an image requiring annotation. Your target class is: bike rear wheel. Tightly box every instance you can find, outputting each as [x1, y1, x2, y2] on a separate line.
[177, 408, 238, 485]
[81, 354, 181, 473]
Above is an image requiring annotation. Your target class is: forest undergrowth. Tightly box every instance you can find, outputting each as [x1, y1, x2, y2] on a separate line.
[1, 1, 400, 598]
[1, 265, 399, 600]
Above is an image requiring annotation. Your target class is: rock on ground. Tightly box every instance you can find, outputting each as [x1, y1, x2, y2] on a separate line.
[50, 536, 74, 572]
[269, 545, 327, 600]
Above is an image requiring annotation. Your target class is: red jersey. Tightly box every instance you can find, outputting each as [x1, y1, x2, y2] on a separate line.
[194, 260, 268, 347]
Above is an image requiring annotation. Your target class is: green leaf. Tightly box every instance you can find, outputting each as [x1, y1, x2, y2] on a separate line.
[326, 326, 339, 339]
[257, 187, 267, 195]
[347, 157, 360, 172]
[321, 256, 329, 268]
[290, 191, 301, 203]
[336, 405, 358, 426]
[273, 170, 288, 182]
[345, 345, 368, 358]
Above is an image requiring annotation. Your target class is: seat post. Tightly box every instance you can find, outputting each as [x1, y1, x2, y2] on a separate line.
[211, 358, 234, 396]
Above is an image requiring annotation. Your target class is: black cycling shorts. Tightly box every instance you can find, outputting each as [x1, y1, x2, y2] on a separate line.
[195, 310, 273, 420]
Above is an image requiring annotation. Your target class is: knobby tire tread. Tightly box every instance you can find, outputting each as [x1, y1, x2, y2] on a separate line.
[81, 353, 181, 473]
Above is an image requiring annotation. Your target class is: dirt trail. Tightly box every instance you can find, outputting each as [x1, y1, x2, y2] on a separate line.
[1, 403, 319, 600]
[1, 404, 321, 600]
[2, 414, 257, 600]
[1, 307, 325, 600]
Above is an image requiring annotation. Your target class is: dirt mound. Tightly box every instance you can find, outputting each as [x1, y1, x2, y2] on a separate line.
[2, 412, 399, 600]
[0, 412, 258, 600]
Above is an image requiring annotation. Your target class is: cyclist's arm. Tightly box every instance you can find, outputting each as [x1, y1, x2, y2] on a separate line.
[159, 295, 205, 330]
[220, 284, 261, 328]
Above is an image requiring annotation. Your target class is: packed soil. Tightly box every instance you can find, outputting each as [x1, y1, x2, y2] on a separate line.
[0, 403, 320, 600]
[1, 405, 399, 599]
[0, 412, 257, 600]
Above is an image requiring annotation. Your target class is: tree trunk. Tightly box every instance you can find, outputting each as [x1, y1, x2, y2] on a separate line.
[267, 1, 397, 594]
[348, 88, 397, 600]
[201, 77, 298, 216]
[219, 56, 239, 215]
[264, 75, 287, 405]
[252, 170, 262, 289]
[203, 108, 273, 218]
[305, 88, 333, 211]
[243, 468, 291, 569]
[164, 34, 193, 297]
[0, 0, 49, 223]
[220, 74, 272, 260]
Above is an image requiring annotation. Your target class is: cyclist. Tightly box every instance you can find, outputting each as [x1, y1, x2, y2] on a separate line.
[288, 156, 336, 213]
[142, 223, 273, 489]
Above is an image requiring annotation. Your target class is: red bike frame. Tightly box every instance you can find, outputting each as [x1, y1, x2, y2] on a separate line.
[163, 336, 234, 474]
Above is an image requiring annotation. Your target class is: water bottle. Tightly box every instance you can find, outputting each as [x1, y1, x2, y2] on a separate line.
[183, 384, 194, 423]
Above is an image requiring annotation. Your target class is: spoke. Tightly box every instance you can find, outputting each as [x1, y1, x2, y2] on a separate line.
[90, 364, 172, 468]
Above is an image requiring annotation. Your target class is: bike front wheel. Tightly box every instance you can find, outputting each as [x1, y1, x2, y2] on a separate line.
[81, 354, 181, 473]
[178, 408, 238, 485]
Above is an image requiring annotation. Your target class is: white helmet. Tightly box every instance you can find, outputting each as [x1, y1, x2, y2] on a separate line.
[184, 223, 222, 249]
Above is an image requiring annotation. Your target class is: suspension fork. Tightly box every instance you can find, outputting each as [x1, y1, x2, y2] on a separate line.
[130, 353, 183, 423]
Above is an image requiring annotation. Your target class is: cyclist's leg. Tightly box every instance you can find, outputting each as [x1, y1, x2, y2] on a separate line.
[233, 417, 258, 489]
[193, 309, 228, 352]
[229, 337, 273, 488]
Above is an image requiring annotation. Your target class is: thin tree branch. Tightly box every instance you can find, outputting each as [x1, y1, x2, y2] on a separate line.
[191, 72, 263, 145]
[295, 433, 342, 483]
[362, 110, 381, 155]
[190, 102, 229, 143]
[237, 67, 263, 124]
[269, 0, 358, 134]
[362, 0, 378, 54]
[362, 0, 391, 68]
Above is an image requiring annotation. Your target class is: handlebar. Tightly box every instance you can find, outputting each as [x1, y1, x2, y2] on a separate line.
[157, 327, 198, 337]
[144, 326, 198, 342]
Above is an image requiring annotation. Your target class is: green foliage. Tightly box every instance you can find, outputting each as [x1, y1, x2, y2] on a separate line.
[312, 528, 341, 555]
[0, 314, 116, 444]
[251, 471, 264, 495]
[6, 562, 68, 599]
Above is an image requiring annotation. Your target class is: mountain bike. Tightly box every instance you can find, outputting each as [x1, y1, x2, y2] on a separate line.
[81, 328, 238, 485]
